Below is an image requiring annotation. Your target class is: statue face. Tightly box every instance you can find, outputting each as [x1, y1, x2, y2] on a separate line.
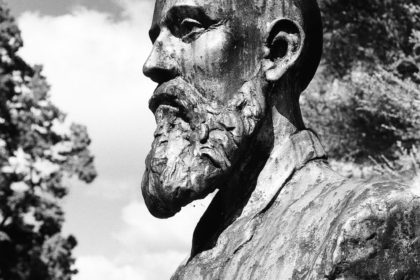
[142, 0, 267, 218]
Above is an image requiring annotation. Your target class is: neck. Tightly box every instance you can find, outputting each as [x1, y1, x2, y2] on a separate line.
[265, 82, 305, 148]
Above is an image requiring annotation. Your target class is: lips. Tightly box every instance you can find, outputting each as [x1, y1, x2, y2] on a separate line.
[149, 92, 189, 122]
[149, 78, 204, 125]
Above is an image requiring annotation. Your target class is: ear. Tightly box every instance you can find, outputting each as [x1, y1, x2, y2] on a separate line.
[262, 19, 304, 82]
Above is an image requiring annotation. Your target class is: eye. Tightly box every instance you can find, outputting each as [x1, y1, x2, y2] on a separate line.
[180, 18, 205, 39]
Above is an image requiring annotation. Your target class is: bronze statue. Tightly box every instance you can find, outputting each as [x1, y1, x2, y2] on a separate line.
[141, 0, 420, 279]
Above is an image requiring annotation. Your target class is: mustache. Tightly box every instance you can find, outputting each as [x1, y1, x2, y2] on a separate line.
[149, 78, 208, 125]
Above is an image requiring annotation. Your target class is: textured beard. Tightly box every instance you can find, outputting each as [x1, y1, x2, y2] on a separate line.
[142, 77, 265, 218]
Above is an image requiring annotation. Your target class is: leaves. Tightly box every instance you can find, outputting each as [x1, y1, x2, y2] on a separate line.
[0, 3, 96, 279]
[303, 0, 420, 180]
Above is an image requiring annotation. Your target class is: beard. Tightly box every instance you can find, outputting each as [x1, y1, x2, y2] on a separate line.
[141, 76, 266, 218]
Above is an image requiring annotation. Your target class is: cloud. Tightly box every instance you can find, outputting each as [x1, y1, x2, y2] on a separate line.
[116, 197, 213, 254]
[74, 197, 213, 280]
[17, 1, 156, 198]
[75, 252, 186, 280]
[75, 255, 143, 280]
[16, 1, 215, 279]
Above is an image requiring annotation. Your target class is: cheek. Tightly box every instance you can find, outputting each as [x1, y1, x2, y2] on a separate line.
[181, 29, 238, 101]
[191, 30, 233, 75]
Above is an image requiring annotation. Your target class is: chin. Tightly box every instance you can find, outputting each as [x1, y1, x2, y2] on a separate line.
[141, 157, 219, 218]
[141, 186, 182, 219]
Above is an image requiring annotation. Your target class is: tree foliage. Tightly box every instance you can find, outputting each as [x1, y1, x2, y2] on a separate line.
[0, 3, 96, 280]
[302, 0, 420, 180]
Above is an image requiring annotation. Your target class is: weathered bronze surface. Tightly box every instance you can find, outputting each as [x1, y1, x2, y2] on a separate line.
[141, 0, 420, 279]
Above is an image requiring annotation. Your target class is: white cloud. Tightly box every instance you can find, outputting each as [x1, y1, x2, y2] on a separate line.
[74, 197, 213, 280]
[75, 251, 186, 280]
[16, 1, 216, 279]
[75, 255, 143, 280]
[116, 197, 213, 254]
[17, 1, 157, 189]
[17, 0, 159, 206]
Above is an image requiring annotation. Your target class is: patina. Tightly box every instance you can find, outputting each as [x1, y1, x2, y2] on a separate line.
[141, 0, 420, 279]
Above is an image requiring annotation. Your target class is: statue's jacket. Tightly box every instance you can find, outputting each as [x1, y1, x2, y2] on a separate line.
[172, 130, 420, 280]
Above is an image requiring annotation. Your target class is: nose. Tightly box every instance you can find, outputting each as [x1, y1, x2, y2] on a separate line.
[143, 32, 180, 84]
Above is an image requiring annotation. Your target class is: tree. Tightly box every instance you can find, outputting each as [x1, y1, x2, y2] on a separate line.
[302, 0, 420, 180]
[0, 3, 96, 279]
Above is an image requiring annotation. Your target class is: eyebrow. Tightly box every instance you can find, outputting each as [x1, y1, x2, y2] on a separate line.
[148, 5, 218, 43]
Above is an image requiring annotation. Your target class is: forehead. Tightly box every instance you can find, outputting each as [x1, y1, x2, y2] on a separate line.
[152, 0, 241, 23]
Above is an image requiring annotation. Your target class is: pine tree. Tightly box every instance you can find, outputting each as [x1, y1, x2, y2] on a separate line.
[0, 3, 96, 279]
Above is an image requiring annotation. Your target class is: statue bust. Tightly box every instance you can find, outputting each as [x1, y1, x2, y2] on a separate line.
[141, 0, 420, 279]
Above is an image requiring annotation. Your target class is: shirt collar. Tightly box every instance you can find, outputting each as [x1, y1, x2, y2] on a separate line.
[242, 129, 327, 217]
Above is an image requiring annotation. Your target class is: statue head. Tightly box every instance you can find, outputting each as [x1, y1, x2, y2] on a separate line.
[141, 0, 322, 218]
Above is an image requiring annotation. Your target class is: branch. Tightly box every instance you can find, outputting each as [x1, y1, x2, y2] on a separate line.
[0, 213, 10, 230]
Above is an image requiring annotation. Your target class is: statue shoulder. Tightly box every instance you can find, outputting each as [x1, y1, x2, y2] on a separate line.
[348, 179, 419, 212]
[328, 179, 420, 279]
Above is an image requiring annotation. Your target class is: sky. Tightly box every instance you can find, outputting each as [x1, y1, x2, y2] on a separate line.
[5, 0, 212, 279]
[5, 1, 420, 279]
